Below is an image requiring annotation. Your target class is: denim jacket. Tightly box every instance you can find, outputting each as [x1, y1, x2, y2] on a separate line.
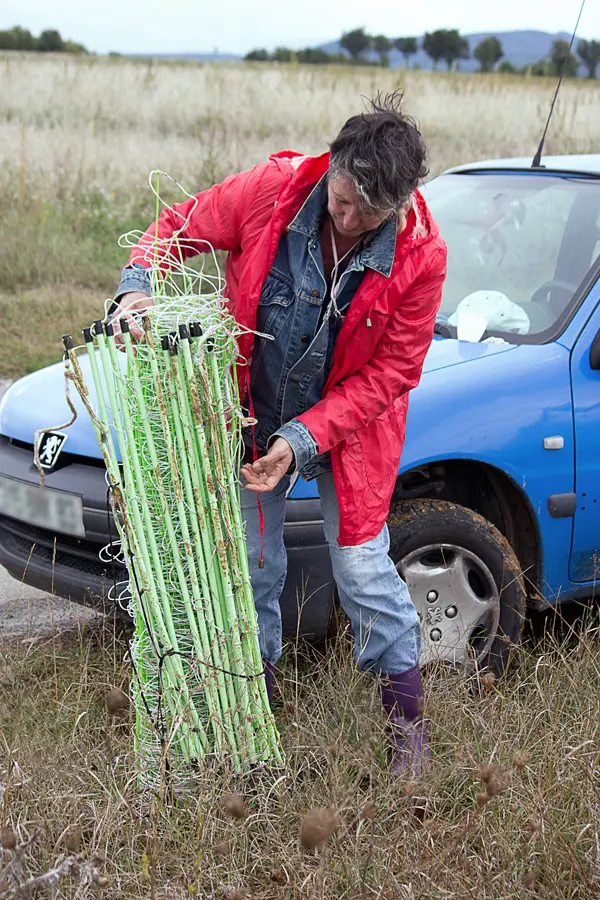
[114, 175, 397, 476]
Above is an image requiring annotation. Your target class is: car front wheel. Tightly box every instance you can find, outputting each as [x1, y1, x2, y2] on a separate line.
[388, 499, 526, 675]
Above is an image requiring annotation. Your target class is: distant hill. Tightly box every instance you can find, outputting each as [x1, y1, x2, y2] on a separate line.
[319, 30, 578, 72]
[130, 51, 241, 62]
[130, 30, 588, 72]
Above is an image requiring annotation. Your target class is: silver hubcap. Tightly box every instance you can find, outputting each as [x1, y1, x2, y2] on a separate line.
[398, 543, 500, 667]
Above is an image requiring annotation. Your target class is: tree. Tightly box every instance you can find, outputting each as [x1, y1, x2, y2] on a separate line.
[0, 30, 17, 50]
[423, 29, 469, 70]
[340, 27, 371, 61]
[244, 48, 270, 61]
[394, 36, 418, 68]
[473, 36, 503, 72]
[445, 31, 469, 70]
[372, 34, 391, 67]
[64, 40, 88, 53]
[272, 46, 293, 62]
[10, 26, 37, 50]
[498, 60, 517, 74]
[296, 47, 341, 64]
[422, 31, 444, 69]
[578, 39, 600, 79]
[38, 29, 65, 52]
[530, 58, 552, 77]
[550, 38, 578, 77]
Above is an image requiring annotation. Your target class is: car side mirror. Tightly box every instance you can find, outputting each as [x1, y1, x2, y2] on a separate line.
[591, 329, 600, 371]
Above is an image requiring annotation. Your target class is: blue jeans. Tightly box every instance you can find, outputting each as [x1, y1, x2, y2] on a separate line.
[240, 472, 421, 675]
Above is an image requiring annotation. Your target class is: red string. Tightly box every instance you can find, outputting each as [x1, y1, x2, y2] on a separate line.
[245, 367, 265, 569]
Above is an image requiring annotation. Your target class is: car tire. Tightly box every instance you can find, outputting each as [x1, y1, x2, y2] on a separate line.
[387, 499, 526, 676]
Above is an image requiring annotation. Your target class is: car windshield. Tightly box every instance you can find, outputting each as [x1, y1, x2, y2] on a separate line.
[421, 172, 600, 340]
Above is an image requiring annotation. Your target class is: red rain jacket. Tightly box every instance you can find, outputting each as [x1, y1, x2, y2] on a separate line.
[128, 151, 447, 545]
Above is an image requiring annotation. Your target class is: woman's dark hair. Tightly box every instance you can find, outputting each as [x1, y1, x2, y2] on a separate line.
[329, 91, 428, 213]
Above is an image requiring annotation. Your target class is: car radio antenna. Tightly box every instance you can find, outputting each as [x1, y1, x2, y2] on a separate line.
[532, 0, 586, 168]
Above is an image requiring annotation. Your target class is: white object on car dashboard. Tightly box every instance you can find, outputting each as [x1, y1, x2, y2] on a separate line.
[449, 291, 530, 336]
[455, 312, 488, 342]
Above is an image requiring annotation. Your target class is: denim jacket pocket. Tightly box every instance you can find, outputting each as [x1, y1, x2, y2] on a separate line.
[259, 265, 295, 306]
[254, 267, 296, 371]
[257, 266, 295, 323]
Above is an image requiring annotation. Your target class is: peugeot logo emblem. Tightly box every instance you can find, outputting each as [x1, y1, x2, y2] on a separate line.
[36, 431, 68, 470]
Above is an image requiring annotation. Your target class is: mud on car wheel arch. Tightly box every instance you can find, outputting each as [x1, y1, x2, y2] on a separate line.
[387, 499, 526, 676]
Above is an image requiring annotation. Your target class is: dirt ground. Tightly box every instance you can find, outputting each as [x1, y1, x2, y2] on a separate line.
[0, 566, 99, 639]
[0, 377, 100, 638]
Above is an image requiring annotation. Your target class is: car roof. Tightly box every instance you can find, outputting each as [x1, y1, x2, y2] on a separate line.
[442, 154, 600, 178]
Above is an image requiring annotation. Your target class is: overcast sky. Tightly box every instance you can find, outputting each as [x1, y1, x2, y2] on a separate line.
[2, 0, 598, 55]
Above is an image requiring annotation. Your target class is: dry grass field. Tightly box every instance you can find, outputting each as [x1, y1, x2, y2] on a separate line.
[2, 54, 599, 199]
[1, 53, 600, 899]
[1, 611, 600, 899]
[0, 53, 599, 374]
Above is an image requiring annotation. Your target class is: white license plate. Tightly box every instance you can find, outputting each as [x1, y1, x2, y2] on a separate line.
[0, 475, 85, 537]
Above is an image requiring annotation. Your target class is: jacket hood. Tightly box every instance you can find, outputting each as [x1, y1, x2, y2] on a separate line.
[410, 187, 439, 244]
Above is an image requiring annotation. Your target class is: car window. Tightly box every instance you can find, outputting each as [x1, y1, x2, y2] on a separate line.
[422, 172, 600, 339]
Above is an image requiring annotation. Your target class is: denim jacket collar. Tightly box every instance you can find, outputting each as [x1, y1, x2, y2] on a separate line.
[287, 174, 397, 278]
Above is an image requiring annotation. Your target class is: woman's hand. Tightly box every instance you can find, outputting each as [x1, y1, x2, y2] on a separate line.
[241, 438, 294, 492]
[112, 291, 155, 349]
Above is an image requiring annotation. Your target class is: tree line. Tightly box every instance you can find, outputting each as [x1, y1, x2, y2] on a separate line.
[0, 26, 87, 53]
[246, 28, 600, 79]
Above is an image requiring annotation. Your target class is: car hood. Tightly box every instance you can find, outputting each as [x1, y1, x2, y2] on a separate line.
[0, 338, 515, 460]
[420, 334, 514, 375]
[0, 351, 127, 460]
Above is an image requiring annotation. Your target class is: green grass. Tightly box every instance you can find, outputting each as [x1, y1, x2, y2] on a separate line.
[0, 190, 148, 294]
[0, 284, 109, 378]
[1, 610, 600, 898]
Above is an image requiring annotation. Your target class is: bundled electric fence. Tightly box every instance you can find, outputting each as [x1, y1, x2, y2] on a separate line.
[61, 180, 284, 780]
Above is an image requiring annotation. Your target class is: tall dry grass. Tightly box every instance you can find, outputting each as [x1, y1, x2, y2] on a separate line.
[1, 609, 599, 899]
[0, 53, 598, 376]
[1, 54, 599, 203]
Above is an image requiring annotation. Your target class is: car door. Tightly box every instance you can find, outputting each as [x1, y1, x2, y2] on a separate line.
[569, 289, 600, 583]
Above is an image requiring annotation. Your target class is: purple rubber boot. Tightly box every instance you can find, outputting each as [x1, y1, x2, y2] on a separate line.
[380, 666, 430, 777]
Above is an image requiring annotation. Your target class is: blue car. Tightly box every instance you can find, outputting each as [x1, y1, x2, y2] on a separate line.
[1, 153, 599, 675]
